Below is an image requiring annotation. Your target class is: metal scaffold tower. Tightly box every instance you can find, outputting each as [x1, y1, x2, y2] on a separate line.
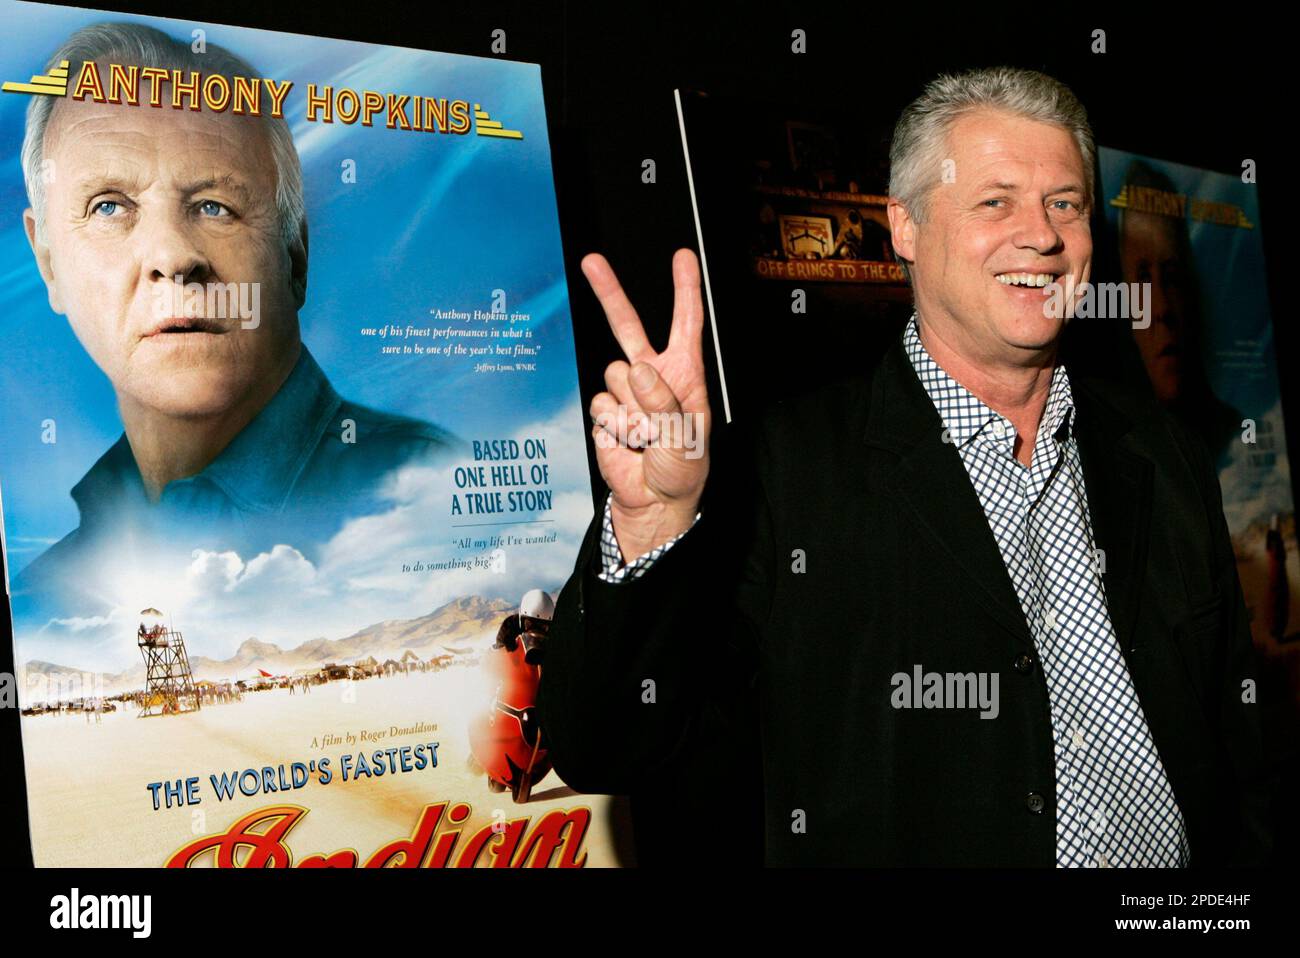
[136, 608, 200, 717]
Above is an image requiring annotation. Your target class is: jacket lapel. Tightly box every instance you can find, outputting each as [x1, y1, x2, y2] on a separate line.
[862, 339, 1154, 656]
[863, 342, 1035, 651]
[1070, 379, 1153, 657]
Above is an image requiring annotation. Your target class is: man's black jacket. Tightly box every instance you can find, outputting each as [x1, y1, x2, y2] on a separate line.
[538, 337, 1274, 867]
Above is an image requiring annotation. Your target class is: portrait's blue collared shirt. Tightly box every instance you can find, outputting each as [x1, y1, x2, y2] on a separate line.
[73, 346, 356, 525]
[19, 345, 460, 595]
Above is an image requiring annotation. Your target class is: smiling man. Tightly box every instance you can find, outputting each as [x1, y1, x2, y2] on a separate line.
[539, 66, 1274, 866]
[15, 23, 460, 597]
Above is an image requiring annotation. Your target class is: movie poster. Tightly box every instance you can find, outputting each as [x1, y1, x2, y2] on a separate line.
[1097, 148, 1300, 714]
[0, 1, 623, 866]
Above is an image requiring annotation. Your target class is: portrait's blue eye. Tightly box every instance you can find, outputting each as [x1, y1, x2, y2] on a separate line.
[198, 200, 229, 217]
[93, 200, 118, 216]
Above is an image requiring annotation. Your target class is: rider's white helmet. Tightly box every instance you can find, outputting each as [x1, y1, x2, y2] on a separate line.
[518, 589, 555, 625]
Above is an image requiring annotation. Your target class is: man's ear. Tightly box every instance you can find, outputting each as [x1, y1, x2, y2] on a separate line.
[288, 218, 309, 309]
[23, 208, 64, 314]
[886, 198, 917, 269]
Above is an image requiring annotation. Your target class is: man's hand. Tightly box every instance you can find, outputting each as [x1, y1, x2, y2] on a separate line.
[582, 248, 711, 563]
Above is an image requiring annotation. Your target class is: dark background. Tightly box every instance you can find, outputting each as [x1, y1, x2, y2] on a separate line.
[1, 0, 1292, 867]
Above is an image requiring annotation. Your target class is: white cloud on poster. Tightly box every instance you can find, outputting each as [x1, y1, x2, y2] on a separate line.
[235, 544, 319, 590]
[43, 609, 125, 634]
[185, 549, 245, 594]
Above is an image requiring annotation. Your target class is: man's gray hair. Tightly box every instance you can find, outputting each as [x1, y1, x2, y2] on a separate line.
[889, 65, 1095, 228]
[21, 21, 305, 254]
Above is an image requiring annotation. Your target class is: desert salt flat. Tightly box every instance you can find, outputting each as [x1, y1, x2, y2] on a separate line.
[20, 667, 628, 867]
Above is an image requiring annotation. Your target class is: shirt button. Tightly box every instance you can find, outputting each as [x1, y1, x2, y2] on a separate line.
[1071, 729, 1085, 749]
[1026, 792, 1046, 814]
[992, 421, 1006, 440]
[1097, 853, 1111, 868]
[1013, 653, 1035, 674]
[1043, 609, 1057, 631]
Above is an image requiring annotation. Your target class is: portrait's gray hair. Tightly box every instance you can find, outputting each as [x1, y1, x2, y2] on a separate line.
[20, 21, 305, 255]
[888, 66, 1094, 278]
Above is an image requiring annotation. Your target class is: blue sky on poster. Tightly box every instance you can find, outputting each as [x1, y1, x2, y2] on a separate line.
[0, 1, 588, 577]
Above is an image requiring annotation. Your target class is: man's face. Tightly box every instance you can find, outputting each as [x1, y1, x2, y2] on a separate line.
[891, 108, 1093, 366]
[520, 615, 550, 636]
[25, 90, 303, 418]
[1119, 210, 1187, 403]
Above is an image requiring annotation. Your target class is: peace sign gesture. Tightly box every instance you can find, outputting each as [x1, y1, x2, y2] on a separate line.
[582, 248, 712, 563]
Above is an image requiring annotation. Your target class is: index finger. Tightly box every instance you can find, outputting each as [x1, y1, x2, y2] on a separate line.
[581, 253, 654, 362]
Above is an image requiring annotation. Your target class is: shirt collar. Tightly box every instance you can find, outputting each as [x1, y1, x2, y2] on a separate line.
[71, 344, 342, 521]
[902, 311, 1075, 450]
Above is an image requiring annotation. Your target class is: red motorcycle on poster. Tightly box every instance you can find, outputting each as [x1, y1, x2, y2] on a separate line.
[469, 590, 555, 803]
